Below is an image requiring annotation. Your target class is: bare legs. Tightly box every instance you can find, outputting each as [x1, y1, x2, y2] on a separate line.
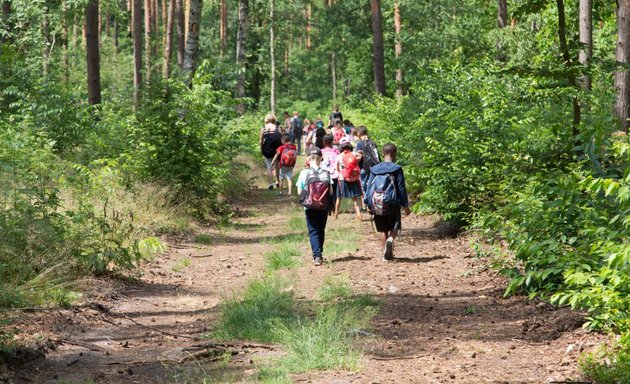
[334, 196, 363, 221]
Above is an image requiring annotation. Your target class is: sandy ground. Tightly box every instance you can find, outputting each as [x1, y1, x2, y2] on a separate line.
[3, 182, 605, 384]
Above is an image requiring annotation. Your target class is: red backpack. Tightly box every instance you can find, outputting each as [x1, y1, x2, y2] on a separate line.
[340, 151, 360, 182]
[280, 145, 297, 167]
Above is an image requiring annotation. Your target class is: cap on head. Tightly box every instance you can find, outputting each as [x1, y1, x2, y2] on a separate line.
[308, 147, 322, 157]
[339, 136, 350, 145]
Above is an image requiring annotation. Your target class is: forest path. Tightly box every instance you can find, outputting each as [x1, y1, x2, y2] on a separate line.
[10, 169, 601, 383]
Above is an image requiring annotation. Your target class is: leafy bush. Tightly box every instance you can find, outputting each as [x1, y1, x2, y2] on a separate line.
[581, 337, 630, 384]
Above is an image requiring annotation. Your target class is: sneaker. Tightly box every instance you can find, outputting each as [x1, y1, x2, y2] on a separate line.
[313, 257, 324, 266]
[383, 237, 394, 261]
[274, 182, 280, 188]
[268, 184, 274, 190]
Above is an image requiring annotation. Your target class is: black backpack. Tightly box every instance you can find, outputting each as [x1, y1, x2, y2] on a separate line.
[361, 139, 380, 171]
[261, 128, 281, 158]
[314, 127, 326, 149]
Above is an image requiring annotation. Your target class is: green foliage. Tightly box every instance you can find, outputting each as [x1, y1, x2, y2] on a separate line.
[580, 338, 630, 384]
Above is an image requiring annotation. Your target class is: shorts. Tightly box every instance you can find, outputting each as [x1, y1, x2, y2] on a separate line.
[373, 208, 402, 233]
[280, 166, 294, 180]
[264, 156, 278, 171]
[337, 179, 362, 198]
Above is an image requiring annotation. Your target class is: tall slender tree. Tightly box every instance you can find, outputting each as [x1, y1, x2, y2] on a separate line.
[0, 0, 10, 47]
[220, 0, 227, 58]
[133, 0, 143, 108]
[163, 0, 175, 79]
[269, 0, 276, 113]
[331, 52, 337, 103]
[371, 0, 385, 95]
[42, 6, 51, 77]
[556, 0, 580, 139]
[176, 0, 185, 69]
[579, 0, 592, 92]
[235, 0, 248, 113]
[183, 0, 203, 84]
[615, 0, 630, 131]
[144, 0, 153, 83]
[62, 1, 70, 81]
[498, 0, 508, 28]
[305, 3, 311, 50]
[394, 0, 402, 98]
[86, 0, 102, 105]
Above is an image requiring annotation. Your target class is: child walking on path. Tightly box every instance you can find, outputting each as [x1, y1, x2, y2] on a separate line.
[271, 134, 297, 196]
[296, 147, 333, 266]
[321, 134, 340, 213]
[364, 143, 411, 261]
[335, 138, 363, 221]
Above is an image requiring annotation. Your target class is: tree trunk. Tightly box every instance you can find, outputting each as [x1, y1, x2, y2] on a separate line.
[114, 8, 119, 51]
[183, 0, 203, 84]
[62, 1, 69, 81]
[394, 0, 402, 99]
[615, 0, 630, 131]
[86, 0, 102, 105]
[269, 0, 276, 114]
[306, 3, 311, 50]
[1, 1, 10, 44]
[579, 0, 592, 92]
[498, 0, 508, 28]
[42, 8, 50, 77]
[144, 0, 152, 84]
[163, 0, 175, 79]
[176, 0, 185, 68]
[236, 0, 248, 113]
[133, 0, 143, 108]
[220, 0, 227, 58]
[331, 52, 337, 104]
[184, 0, 190, 42]
[162, 0, 167, 49]
[152, 0, 158, 58]
[105, 11, 110, 37]
[557, 0, 581, 138]
[616, 0, 630, 130]
[371, 0, 385, 95]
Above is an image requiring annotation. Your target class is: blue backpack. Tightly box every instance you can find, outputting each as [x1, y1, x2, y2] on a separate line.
[368, 173, 398, 216]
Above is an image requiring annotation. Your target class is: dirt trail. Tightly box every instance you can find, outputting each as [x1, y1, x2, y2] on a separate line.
[7, 184, 603, 383]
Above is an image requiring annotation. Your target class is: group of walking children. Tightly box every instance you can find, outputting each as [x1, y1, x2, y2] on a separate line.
[260, 109, 411, 266]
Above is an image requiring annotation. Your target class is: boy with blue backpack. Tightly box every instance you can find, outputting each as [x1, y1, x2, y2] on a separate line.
[364, 143, 411, 261]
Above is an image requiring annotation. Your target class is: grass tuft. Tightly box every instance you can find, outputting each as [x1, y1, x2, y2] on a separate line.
[194, 234, 213, 245]
[172, 257, 191, 272]
[318, 276, 353, 301]
[273, 305, 363, 372]
[265, 243, 302, 270]
[212, 274, 298, 343]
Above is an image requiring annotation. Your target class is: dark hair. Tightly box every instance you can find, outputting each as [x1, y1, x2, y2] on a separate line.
[357, 125, 368, 136]
[382, 143, 397, 157]
[323, 134, 334, 144]
[284, 111, 289, 116]
[282, 134, 291, 142]
[343, 119, 351, 126]
[341, 141, 353, 151]
[334, 119, 342, 126]
[334, 105, 340, 112]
